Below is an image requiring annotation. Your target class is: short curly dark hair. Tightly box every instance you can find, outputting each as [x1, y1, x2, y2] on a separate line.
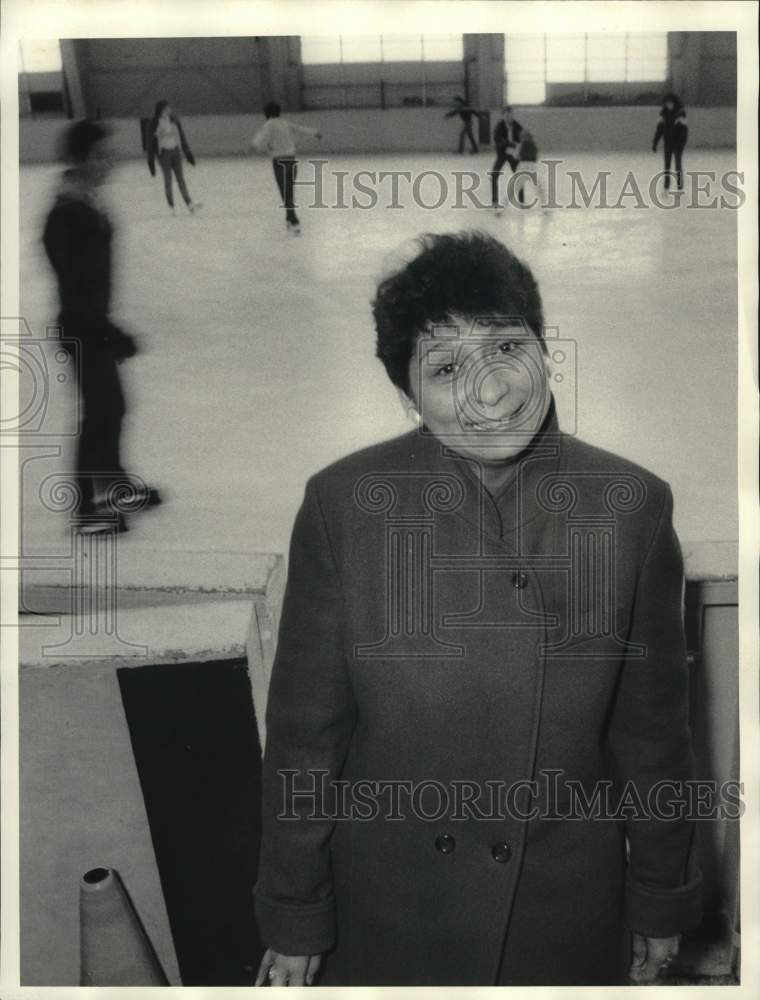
[372, 231, 545, 394]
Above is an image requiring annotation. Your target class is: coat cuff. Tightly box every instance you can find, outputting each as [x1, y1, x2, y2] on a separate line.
[254, 884, 336, 956]
[624, 872, 703, 938]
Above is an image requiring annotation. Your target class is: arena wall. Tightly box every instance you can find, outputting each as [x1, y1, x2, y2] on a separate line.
[19, 105, 737, 163]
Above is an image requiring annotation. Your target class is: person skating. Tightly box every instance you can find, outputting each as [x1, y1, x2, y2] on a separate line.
[491, 105, 523, 212]
[147, 100, 202, 214]
[43, 120, 161, 533]
[250, 102, 322, 235]
[444, 96, 485, 154]
[652, 93, 688, 192]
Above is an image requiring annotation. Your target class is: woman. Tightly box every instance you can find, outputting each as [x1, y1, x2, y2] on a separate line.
[147, 100, 201, 213]
[652, 93, 688, 192]
[254, 232, 702, 986]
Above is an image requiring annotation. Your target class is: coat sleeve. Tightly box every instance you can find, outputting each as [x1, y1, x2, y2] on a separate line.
[607, 484, 702, 938]
[652, 120, 664, 150]
[254, 477, 357, 956]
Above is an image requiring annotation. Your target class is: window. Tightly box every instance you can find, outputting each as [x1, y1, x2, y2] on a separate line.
[503, 35, 546, 105]
[300, 34, 465, 110]
[301, 34, 463, 65]
[505, 32, 668, 104]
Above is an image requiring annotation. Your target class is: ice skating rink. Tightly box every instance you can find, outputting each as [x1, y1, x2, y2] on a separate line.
[19, 150, 738, 561]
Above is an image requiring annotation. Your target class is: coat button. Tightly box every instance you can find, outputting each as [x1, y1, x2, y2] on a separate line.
[435, 834, 456, 854]
[512, 571, 528, 589]
[491, 841, 512, 863]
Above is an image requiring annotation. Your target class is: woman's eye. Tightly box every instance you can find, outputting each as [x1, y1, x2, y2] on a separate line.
[435, 363, 457, 377]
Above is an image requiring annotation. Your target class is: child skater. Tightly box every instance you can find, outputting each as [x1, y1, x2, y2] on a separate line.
[147, 100, 202, 214]
[652, 93, 688, 192]
[513, 128, 541, 208]
[250, 102, 322, 235]
[491, 105, 524, 211]
[443, 96, 485, 155]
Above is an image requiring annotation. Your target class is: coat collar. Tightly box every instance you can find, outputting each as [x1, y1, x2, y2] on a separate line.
[404, 397, 564, 545]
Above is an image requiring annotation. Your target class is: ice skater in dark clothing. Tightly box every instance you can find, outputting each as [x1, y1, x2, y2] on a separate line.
[444, 96, 484, 154]
[147, 100, 201, 213]
[491, 105, 524, 209]
[251, 101, 322, 235]
[43, 120, 160, 533]
[652, 93, 688, 191]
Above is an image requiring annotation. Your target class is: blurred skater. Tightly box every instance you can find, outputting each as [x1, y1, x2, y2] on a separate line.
[444, 96, 484, 154]
[652, 93, 688, 191]
[43, 120, 161, 533]
[250, 102, 322, 235]
[147, 100, 202, 213]
[491, 106, 523, 211]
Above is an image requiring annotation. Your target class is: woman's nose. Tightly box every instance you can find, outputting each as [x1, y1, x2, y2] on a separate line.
[476, 364, 515, 407]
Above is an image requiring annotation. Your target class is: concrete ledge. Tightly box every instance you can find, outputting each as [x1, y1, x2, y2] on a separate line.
[682, 540, 737, 583]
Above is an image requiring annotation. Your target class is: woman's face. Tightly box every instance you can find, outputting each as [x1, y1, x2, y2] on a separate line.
[161, 105, 171, 119]
[405, 315, 551, 464]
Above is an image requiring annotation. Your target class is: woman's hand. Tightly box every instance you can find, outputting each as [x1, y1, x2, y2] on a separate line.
[629, 933, 680, 984]
[255, 947, 322, 986]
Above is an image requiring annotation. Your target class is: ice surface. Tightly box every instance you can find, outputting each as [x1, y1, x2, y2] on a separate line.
[19, 151, 738, 566]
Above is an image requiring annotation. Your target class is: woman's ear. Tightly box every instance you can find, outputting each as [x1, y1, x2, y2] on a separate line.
[397, 388, 421, 424]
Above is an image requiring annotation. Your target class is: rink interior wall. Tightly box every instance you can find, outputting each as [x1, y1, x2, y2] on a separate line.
[19, 105, 737, 163]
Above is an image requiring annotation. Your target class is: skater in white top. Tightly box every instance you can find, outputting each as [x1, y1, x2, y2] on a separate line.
[147, 100, 202, 214]
[251, 101, 322, 234]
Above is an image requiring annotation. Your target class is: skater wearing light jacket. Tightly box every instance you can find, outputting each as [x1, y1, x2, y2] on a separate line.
[251, 102, 322, 234]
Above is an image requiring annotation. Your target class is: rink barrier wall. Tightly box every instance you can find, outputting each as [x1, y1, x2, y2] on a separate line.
[19, 548, 284, 986]
[19, 105, 737, 163]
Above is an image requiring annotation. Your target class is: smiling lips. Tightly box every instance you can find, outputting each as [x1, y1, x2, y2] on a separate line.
[461, 400, 527, 430]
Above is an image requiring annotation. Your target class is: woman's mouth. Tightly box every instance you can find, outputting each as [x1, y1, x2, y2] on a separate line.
[462, 401, 526, 430]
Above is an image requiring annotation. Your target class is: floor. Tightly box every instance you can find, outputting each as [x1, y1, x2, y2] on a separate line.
[19, 150, 738, 567]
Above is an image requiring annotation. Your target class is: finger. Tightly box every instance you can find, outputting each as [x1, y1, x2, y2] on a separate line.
[305, 954, 321, 985]
[631, 933, 647, 967]
[255, 950, 273, 987]
[284, 964, 306, 987]
[629, 953, 660, 984]
[648, 937, 677, 967]
[269, 964, 288, 987]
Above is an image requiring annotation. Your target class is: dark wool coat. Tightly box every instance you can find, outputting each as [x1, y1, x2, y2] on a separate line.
[255, 404, 702, 986]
